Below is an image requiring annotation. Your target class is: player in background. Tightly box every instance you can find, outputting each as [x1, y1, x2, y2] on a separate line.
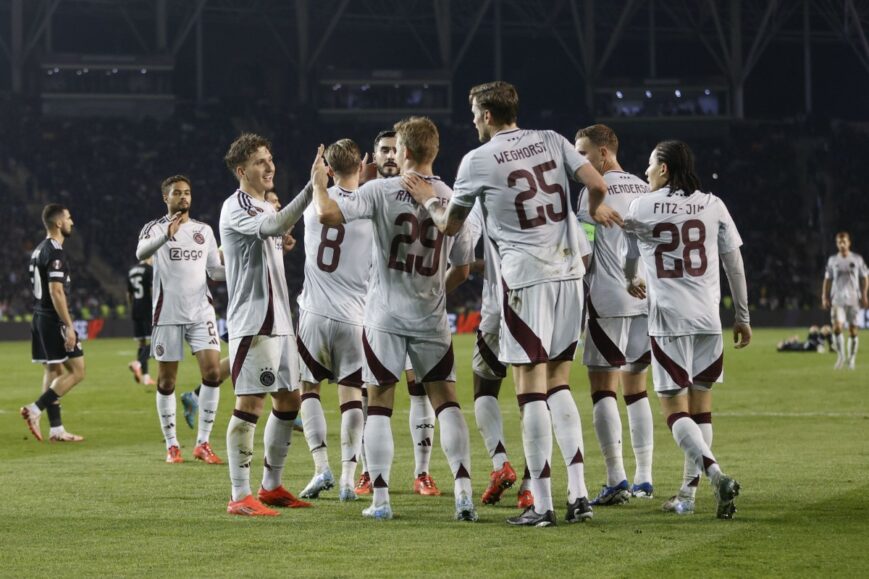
[127, 257, 156, 386]
[355, 130, 443, 497]
[177, 190, 297, 430]
[622, 140, 748, 519]
[313, 116, 478, 522]
[402, 81, 614, 527]
[136, 176, 226, 465]
[296, 139, 371, 502]
[220, 133, 314, 516]
[574, 124, 655, 505]
[20, 204, 86, 442]
[822, 232, 869, 370]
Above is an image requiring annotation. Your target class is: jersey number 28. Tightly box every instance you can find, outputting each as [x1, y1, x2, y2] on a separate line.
[653, 220, 708, 278]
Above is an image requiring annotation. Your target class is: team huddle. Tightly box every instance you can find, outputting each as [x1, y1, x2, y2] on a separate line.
[20, 81, 868, 527]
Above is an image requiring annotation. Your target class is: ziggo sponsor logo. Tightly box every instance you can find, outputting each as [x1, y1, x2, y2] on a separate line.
[169, 248, 204, 261]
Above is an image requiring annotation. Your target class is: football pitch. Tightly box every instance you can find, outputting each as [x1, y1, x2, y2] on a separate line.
[1, 330, 866, 577]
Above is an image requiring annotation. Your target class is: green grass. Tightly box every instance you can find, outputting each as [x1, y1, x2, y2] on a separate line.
[1, 330, 867, 577]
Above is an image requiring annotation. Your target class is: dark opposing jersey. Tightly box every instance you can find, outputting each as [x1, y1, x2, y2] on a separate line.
[29, 238, 70, 319]
[127, 262, 153, 319]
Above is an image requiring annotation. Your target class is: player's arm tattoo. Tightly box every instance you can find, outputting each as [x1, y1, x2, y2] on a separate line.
[426, 199, 471, 236]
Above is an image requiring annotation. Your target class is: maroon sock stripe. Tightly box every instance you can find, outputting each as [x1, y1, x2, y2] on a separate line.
[688, 475, 700, 487]
[435, 401, 460, 417]
[501, 278, 549, 363]
[550, 341, 578, 362]
[473, 392, 497, 401]
[407, 380, 426, 396]
[272, 409, 298, 421]
[340, 401, 363, 413]
[692, 412, 712, 424]
[157, 386, 174, 396]
[651, 337, 692, 388]
[475, 330, 507, 377]
[301, 392, 321, 402]
[539, 461, 551, 478]
[361, 388, 368, 398]
[422, 343, 455, 383]
[569, 448, 584, 465]
[201, 379, 220, 388]
[338, 369, 364, 388]
[693, 353, 724, 384]
[493, 441, 507, 456]
[231, 335, 254, 386]
[517, 393, 547, 407]
[666, 411, 690, 430]
[362, 331, 399, 386]
[373, 474, 388, 488]
[591, 390, 617, 404]
[702, 456, 717, 474]
[523, 465, 531, 479]
[233, 409, 258, 424]
[455, 463, 470, 479]
[623, 391, 648, 405]
[547, 384, 571, 397]
[297, 335, 334, 383]
[367, 406, 393, 417]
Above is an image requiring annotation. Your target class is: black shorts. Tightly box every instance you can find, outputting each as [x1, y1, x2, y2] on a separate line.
[132, 315, 152, 340]
[31, 314, 84, 364]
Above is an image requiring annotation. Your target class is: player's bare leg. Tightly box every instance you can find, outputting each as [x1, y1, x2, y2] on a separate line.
[547, 361, 591, 522]
[155, 361, 182, 462]
[299, 381, 335, 498]
[182, 356, 229, 431]
[507, 363, 556, 527]
[23, 360, 85, 442]
[622, 368, 654, 497]
[660, 390, 739, 519]
[190, 348, 222, 463]
[423, 380, 476, 521]
[474, 374, 517, 505]
[407, 369, 439, 495]
[363, 384, 396, 520]
[334, 385, 364, 501]
[355, 387, 371, 495]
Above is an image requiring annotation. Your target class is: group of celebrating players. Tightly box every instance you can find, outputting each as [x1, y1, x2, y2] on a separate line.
[20, 80, 868, 527]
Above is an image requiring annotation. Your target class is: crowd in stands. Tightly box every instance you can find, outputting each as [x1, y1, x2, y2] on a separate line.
[1, 96, 866, 323]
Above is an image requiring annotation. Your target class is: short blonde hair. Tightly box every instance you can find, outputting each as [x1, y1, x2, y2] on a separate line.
[325, 139, 361, 176]
[393, 116, 439, 165]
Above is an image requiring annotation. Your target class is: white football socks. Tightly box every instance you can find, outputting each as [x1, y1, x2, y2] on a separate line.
[301, 393, 330, 473]
[227, 412, 257, 501]
[408, 394, 435, 476]
[156, 391, 178, 449]
[548, 387, 589, 501]
[262, 410, 295, 491]
[625, 392, 654, 486]
[365, 410, 394, 506]
[435, 404, 473, 499]
[196, 383, 220, 445]
[592, 391, 626, 486]
[474, 394, 508, 470]
[521, 397, 553, 514]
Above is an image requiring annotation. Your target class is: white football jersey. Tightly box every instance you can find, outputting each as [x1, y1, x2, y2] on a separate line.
[338, 175, 475, 338]
[136, 217, 222, 326]
[219, 190, 293, 337]
[465, 202, 502, 334]
[298, 185, 373, 325]
[624, 188, 743, 336]
[452, 128, 588, 289]
[579, 171, 649, 318]
[825, 252, 868, 307]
